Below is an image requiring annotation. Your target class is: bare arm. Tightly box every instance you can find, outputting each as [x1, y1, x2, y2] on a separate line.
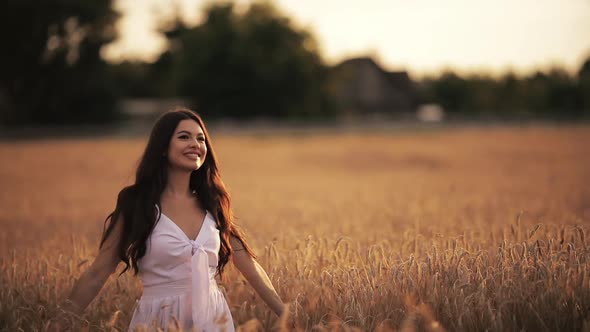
[230, 236, 285, 316]
[62, 219, 123, 315]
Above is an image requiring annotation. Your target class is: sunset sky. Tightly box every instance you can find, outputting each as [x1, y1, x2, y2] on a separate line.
[102, 0, 590, 78]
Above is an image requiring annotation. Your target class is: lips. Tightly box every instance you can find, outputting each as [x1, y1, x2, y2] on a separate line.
[184, 152, 200, 160]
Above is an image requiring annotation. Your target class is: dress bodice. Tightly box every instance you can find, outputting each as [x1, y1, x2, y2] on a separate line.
[138, 207, 220, 287]
[128, 206, 233, 332]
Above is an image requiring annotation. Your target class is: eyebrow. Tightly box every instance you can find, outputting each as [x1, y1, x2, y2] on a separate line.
[176, 130, 204, 136]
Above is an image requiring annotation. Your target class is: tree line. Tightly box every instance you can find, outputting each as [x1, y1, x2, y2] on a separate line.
[1, 0, 589, 125]
[421, 63, 590, 119]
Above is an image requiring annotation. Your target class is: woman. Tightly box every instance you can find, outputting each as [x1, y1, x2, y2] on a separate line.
[63, 108, 285, 331]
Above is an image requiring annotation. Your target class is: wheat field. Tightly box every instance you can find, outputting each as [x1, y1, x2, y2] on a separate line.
[1, 124, 589, 331]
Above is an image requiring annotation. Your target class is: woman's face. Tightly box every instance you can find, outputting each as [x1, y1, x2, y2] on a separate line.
[167, 119, 207, 172]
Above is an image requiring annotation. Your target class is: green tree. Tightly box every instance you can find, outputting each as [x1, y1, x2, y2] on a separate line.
[0, 0, 119, 125]
[421, 66, 584, 119]
[578, 55, 590, 117]
[520, 69, 579, 118]
[159, 2, 333, 119]
[109, 61, 155, 98]
[545, 68, 579, 118]
[496, 72, 528, 115]
[425, 71, 469, 113]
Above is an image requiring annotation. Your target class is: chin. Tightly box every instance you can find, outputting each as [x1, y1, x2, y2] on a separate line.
[172, 162, 201, 172]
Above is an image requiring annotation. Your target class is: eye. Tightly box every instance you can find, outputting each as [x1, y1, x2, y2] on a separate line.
[178, 135, 189, 140]
[197, 136, 206, 142]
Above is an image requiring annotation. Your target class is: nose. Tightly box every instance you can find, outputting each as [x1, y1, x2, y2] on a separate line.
[189, 137, 198, 147]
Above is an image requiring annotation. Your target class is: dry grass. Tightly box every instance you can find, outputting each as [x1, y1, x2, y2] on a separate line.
[1, 124, 589, 331]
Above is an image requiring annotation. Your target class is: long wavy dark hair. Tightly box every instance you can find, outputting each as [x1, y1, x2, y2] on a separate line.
[100, 107, 255, 277]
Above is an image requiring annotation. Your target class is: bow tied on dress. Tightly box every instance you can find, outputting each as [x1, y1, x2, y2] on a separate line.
[190, 240, 203, 255]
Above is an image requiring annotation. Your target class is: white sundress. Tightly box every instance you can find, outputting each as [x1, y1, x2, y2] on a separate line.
[128, 207, 235, 332]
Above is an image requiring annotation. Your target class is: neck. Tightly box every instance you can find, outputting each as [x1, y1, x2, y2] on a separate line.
[163, 167, 192, 198]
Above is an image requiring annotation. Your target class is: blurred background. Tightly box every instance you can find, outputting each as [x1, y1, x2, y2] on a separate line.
[1, 2, 590, 330]
[1, 0, 589, 131]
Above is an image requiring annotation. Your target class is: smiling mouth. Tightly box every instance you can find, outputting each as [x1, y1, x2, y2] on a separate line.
[184, 153, 200, 160]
